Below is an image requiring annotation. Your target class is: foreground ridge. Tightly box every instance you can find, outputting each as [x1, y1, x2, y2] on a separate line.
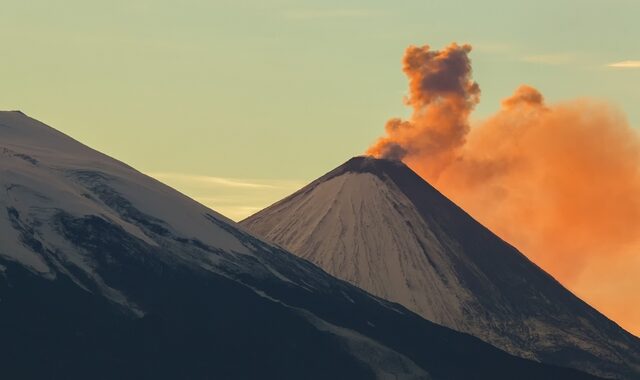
[0, 112, 605, 379]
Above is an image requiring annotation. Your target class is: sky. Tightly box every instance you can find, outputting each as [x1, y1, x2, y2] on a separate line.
[2, 0, 639, 219]
[1, 1, 639, 332]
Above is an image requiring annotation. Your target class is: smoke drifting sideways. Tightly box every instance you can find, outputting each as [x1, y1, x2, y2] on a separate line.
[368, 43, 640, 336]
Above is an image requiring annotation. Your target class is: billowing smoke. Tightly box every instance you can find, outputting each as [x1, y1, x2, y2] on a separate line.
[367, 43, 480, 179]
[369, 43, 640, 335]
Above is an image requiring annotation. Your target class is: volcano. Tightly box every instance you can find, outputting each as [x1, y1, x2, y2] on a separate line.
[0, 111, 608, 379]
[242, 156, 640, 380]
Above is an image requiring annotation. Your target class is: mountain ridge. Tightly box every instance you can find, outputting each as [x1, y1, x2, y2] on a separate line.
[242, 155, 640, 380]
[0, 111, 605, 379]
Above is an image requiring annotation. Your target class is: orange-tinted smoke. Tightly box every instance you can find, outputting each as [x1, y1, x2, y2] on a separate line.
[367, 43, 480, 179]
[369, 43, 640, 336]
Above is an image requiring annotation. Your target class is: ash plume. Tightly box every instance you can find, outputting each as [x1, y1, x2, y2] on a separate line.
[368, 42, 640, 335]
[367, 43, 480, 178]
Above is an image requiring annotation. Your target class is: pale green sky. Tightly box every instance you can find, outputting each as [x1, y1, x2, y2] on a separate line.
[2, 0, 639, 219]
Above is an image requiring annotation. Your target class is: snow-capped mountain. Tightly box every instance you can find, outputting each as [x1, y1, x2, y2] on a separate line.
[242, 156, 640, 380]
[0, 111, 604, 379]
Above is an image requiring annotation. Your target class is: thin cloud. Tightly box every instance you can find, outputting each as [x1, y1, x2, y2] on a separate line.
[520, 53, 575, 65]
[607, 60, 640, 68]
[194, 196, 276, 221]
[209, 205, 263, 222]
[472, 42, 513, 54]
[148, 172, 297, 189]
[283, 9, 376, 20]
[147, 172, 305, 221]
[473, 45, 578, 66]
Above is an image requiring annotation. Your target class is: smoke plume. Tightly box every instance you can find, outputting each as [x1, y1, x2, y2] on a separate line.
[367, 43, 480, 179]
[368, 42, 640, 336]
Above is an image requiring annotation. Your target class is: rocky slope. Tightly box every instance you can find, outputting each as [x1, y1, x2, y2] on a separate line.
[242, 156, 640, 380]
[0, 111, 604, 379]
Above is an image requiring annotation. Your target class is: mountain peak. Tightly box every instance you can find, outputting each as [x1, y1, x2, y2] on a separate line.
[342, 155, 404, 170]
[242, 156, 640, 379]
[314, 155, 426, 189]
[0, 110, 26, 115]
[0, 110, 30, 123]
[325, 155, 407, 177]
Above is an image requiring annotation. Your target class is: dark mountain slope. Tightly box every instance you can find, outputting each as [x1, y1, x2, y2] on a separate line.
[243, 156, 640, 379]
[0, 112, 606, 379]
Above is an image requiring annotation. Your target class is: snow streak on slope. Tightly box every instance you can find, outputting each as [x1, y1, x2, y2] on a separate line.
[0, 111, 257, 311]
[242, 156, 640, 380]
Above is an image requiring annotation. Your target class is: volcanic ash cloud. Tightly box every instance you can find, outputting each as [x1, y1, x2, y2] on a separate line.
[367, 43, 480, 179]
[368, 42, 640, 335]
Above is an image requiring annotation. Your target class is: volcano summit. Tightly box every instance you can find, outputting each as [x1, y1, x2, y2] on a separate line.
[242, 156, 640, 379]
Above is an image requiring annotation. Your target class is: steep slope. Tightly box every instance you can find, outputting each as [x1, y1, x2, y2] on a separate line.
[242, 156, 640, 380]
[0, 111, 603, 379]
